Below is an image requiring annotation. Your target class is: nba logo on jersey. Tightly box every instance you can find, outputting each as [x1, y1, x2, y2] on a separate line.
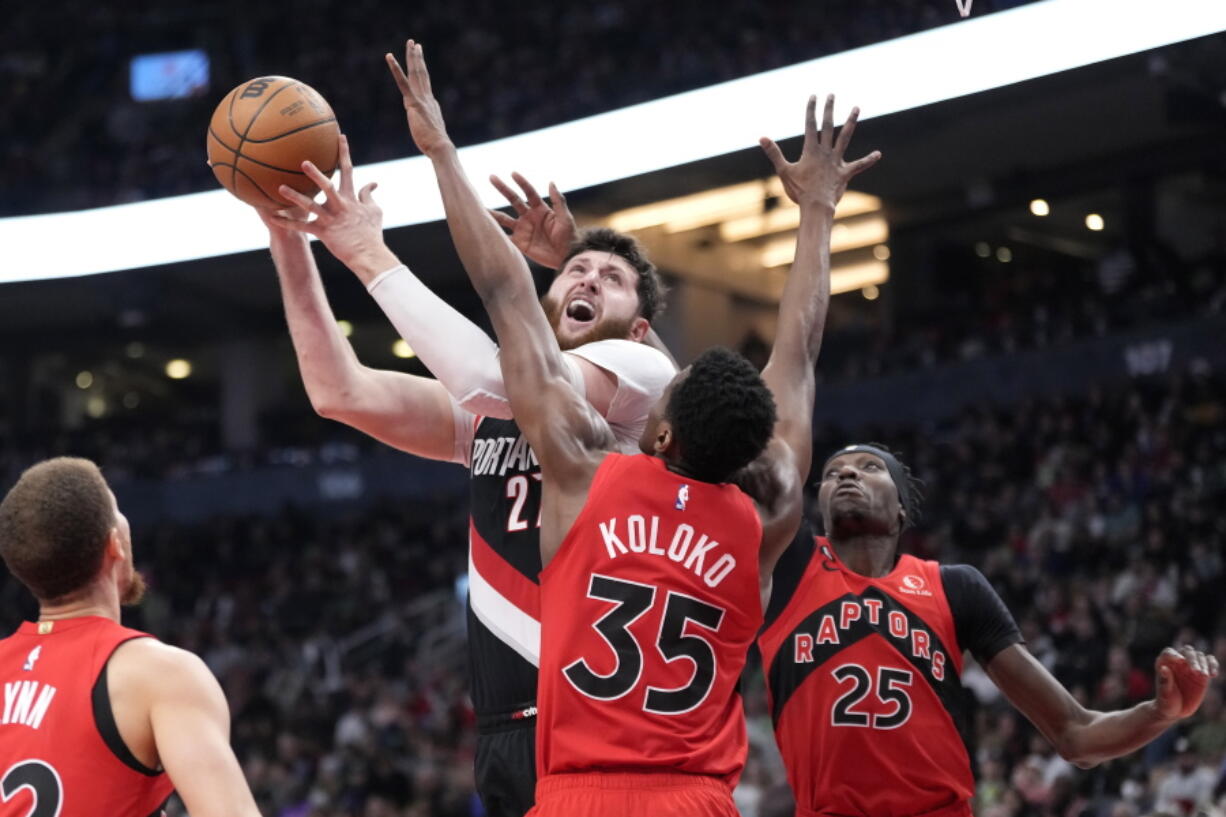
[22, 646, 41, 672]
[675, 484, 690, 511]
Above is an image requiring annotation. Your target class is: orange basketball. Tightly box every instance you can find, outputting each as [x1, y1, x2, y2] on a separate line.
[206, 76, 340, 208]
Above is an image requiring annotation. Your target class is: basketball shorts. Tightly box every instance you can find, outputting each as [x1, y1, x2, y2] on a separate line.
[475, 712, 537, 817]
[527, 771, 738, 817]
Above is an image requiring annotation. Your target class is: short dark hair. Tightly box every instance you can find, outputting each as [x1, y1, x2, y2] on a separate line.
[666, 347, 777, 483]
[561, 227, 666, 322]
[0, 457, 115, 602]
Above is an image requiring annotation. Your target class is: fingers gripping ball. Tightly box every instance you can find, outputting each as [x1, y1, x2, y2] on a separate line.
[207, 76, 340, 208]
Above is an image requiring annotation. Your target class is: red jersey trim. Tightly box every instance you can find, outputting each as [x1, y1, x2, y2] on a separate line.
[469, 520, 540, 618]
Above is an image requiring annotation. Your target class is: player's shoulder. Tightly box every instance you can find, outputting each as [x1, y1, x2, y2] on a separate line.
[567, 339, 677, 379]
[108, 638, 217, 695]
[936, 562, 990, 586]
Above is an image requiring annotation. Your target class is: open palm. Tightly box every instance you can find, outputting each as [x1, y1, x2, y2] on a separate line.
[489, 172, 577, 269]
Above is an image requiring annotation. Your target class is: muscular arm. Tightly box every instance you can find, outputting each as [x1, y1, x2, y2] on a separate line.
[390, 41, 612, 500]
[987, 645, 1171, 768]
[753, 96, 881, 576]
[429, 151, 611, 479]
[988, 644, 1218, 769]
[113, 640, 260, 817]
[267, 225, 463, 462]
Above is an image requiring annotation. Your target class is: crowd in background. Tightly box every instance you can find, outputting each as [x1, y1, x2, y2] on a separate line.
[3, 366, 1223, 817]
[1, 0, 1037, 215]
[3, 2, 1224, 814]
[814, 239, 1226, 383]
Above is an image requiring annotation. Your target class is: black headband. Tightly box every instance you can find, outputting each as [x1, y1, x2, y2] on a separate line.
[822, 444, 914, 526]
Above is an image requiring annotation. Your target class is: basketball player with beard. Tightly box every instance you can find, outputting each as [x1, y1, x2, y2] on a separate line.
[266, 64, 673, 817]
[375, 38, 882, 815]
[759, 444, 1220, 817]
[0, 457, 260, 817]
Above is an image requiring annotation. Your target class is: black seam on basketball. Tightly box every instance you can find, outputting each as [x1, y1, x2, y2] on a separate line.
[233, 81, 299, 197]
[243, 116, 337, 143]
[227, 89, 241, 189]
[208, 125, 239, 154]
[227, 163, 283, 205]
[231, 150, 311, 175]
[226, 87, 244, 140]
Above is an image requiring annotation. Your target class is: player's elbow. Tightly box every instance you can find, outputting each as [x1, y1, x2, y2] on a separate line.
[307, 391, 345, 420]
[1056, 743, 1099, 769]
[1052, 723, 1100, 769]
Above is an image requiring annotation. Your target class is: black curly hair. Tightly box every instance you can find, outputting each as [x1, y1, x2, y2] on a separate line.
[561, 227, 667, 322]
[666, 347, 777, 484]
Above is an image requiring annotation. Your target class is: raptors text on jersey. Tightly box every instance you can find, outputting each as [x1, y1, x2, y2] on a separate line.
[759, 540, 976, 817]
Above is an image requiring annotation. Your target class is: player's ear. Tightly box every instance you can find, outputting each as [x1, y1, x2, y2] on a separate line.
[105, 527, 125, 561]
[628, 317, 650, 343]
[897, 507, 907, 531]
[652, 420, 674, 455]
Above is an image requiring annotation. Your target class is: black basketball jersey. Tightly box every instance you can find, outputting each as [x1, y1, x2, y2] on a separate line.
[466, 415, 545, 716]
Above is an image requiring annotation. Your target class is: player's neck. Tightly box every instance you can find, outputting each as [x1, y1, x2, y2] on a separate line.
[830, 536, 899, 578]
[38, 583, 120, 624]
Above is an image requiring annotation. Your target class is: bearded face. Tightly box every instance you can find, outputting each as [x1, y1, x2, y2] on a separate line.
[541, 293, 640, 350]
[541, 250, 647, 350]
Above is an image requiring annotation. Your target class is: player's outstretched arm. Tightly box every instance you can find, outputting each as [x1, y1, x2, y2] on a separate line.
[115, 640, 261, 817]
[260, 204, 462, 462]
[987, 643, 1219, 768]
[274, 134, 550, 424]
[388, 39, 613, 485]
[754, 95, 881, 572]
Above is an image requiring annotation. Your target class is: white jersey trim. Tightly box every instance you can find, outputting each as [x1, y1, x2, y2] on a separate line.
[467, 545, 541, 667]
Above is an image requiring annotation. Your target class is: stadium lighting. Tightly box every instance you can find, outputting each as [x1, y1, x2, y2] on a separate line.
[1, 0, 1223, 283]
[975, 242, 992, 259]
[996, 247, 1013, 263]
[1030, 199, 1050, 216]
[392, 339, 416, 359]
[1086, 213, 1105, 231]
[75, 371, 94, 390]
[862, 285, 881, 301]
[337, 319, 354, 337]
[165, 359, 192, 379]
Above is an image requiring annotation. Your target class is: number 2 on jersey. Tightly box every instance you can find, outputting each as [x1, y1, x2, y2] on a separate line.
[506, 474, 543, 532]
[2, 760, 63, 817]
[563, 574, 725, 715]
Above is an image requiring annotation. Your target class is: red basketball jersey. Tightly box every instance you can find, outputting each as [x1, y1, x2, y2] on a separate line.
[536, 453, 763, 786]
[0, 616, 175, 817]
[758, 539, 975, 817]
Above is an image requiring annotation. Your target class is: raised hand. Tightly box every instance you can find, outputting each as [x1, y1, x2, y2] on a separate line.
[271, 134, 395, 280]
[489, 172, 577, 269]
[386, 39, 453, 159]
[760, 94, 881, 211]
[1154, 644, 1219, 720]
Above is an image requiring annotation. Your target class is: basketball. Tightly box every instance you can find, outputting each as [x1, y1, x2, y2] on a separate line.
[206, 76, 340, 208]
